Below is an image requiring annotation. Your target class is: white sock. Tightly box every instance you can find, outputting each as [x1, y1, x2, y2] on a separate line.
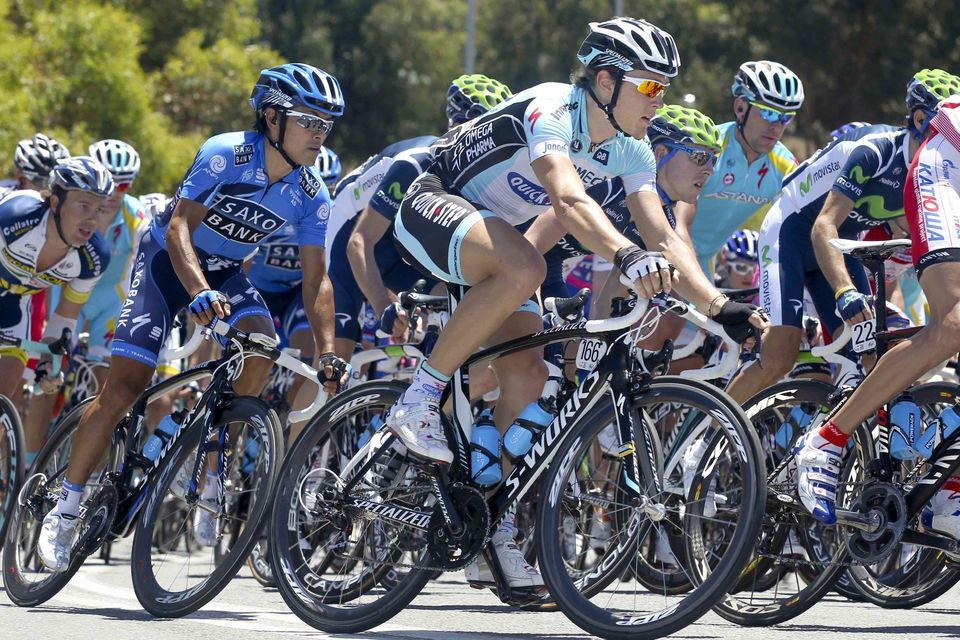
[56, 480, 84, 519]
[403, 362, 450, 405]
[201, 471, 219, 501]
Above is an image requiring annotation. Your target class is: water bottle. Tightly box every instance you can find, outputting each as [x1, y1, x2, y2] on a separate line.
[470, 410, 501, 486]
[242, 433, 261, 476]
[774, 405, 814, 449]
[142, 413, 183, 462]
[502, 363, 562, 460]
[889, 393, 923, 460]
[915, 403, 960, 459]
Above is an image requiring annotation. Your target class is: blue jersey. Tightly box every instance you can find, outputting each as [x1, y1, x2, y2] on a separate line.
[247, 224, 301, 293]
[781, 124, 908, 234]
[151, 131, 331, 264]
[0, 191, 109, 302]
[691, 122, 798, 272]
[429, 82, 657, 225]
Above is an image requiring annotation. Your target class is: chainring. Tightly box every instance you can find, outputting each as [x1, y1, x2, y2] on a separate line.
[427, 484, 490, 571]
[844, 482, 907, 564]
[75, 482, 119, 557]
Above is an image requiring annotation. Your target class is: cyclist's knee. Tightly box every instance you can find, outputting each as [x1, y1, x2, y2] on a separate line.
[99, 364, 153, 413]
[494, 352, 548, 402]
[759, 340, 800, 382]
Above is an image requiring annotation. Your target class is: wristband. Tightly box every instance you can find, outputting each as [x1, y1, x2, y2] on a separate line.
[834, 285, 856, 300]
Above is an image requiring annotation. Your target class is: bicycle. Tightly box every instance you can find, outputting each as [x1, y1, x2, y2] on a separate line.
[3, 319, 325, 618]
[713, 237, 960, 625]
[0, 331, 73, 544]
[268, 283, 766, 639]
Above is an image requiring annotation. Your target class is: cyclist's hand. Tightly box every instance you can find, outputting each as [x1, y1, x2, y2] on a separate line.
[615, 246, 676, 299]
[836, 288, 874, 325]
[188, 289, 231, 326]
[35, 359, 64, 395]
[712, 299, 769, 345]
[379, 302, 410, 341]
[318, 352, 350, 394]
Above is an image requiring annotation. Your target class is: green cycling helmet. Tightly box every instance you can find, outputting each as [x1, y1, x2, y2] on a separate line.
[446, 74, 512, 125]
[906, 68, 960, 115]
[647, 104, 722, 152]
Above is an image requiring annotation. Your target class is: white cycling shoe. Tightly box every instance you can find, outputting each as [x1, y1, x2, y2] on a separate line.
[38, 508, 79, 573]
[793, 429, 842, 525]
[386, 397, 453, 465]
[922, 491, 960, 546]
[465, 527, 544, 589]
[681, 437, 716, 517]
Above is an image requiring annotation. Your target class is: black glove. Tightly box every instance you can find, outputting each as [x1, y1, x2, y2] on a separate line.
[317, 352, 351, 385]
[712, 300, 764, 344]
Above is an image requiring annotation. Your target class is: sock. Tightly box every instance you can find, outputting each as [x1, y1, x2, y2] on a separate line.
[403, 362, 450, 405]
[495, 504, 518, 539]
[940, 476, 960, 500]
[56, 480, 84, 519]
[809, 419, 848, 455]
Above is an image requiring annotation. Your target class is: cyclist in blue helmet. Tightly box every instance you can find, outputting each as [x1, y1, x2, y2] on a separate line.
[714, 229, 759, 290]
[39, 63, 348, 570]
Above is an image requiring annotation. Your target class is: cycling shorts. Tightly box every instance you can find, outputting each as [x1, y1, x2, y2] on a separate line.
[111, 232, 272, 368]
[758, 198, 870, 333]
[394, 172, 539, 316]
[260, 285, 310, 346]
[905, 132, 960, 277]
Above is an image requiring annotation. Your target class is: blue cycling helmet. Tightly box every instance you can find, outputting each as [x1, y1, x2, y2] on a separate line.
[50, 156, 115, 197]
[722, 229, 759, 263]
[250, 63, 345, 117]
[829, 121, 870, 140]
[315, 146, 341, 186]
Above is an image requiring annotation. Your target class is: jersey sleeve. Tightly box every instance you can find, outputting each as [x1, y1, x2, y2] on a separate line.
[832, 141, 885, 201]
[617, 140, 657, 194]
[369, 156, 423, 221]
[176, 135, 239, 205]
[525, 96, 575, 163]
[63, 240, 110, 304]
[295, 171, 331, 247]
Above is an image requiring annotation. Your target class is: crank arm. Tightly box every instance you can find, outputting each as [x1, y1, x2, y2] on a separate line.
[835, 508, 882, 533]
[901, 528, 960, 555]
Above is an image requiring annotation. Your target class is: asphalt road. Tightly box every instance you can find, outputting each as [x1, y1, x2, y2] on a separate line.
[1, 539, 958, 640]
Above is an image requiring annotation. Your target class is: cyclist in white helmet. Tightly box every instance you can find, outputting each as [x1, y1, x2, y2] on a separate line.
[7, 133, 71, 194]
[676, 60, 803, 276]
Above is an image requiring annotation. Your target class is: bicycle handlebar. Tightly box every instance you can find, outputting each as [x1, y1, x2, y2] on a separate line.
[158, 324, 205, 363]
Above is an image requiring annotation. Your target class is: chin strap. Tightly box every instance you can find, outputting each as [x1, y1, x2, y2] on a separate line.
[734, 103, 765, 158]
[579, 76, 632, 139]
[266, 110, 301, 170]
[51, 197, 80, 249]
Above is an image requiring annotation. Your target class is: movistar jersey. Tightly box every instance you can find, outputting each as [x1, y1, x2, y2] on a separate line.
[246, 224, 300, 293]
[429, 82, 657, 225]
[333, 135, 437, 203]
[780, 125, 907, 234]
[691, 122, 799, 271]
[151, 131, 331, 264]
[0, 191, 109, 302]
[368, 146, 436, 221]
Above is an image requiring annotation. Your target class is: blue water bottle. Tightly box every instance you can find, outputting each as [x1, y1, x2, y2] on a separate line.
[142, 414, 183, 462]
[774, 405, 814, 449]
[889, 393, 923, 459]
[503, 363, 562, 460]
[915, 403, 960, 459]
[470, 410, 501, 486]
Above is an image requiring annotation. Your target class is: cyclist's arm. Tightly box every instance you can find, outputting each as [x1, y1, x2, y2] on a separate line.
[672, 200, 697, 248]
[523, 210, 567, 255]
[531, 155, 632, 262]
[626, 190, 722, 311]
[346, 206, 396, 315]
[300, 243, 335, 357]
[165, 198, 214, 298]
[811, 191, 858, 294]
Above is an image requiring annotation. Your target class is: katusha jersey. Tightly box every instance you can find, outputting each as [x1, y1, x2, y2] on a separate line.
[150, 131, 331, 264]
[428, 82, 657, 225]
[780, 124, 908, 233]
[247, 223, 301, 293]
[0, 191, 109, 301]
[691, 122, 798, 273]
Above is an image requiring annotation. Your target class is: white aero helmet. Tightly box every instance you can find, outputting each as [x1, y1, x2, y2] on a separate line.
[577, 17, 680, 78]
[89, 139, 141, 184]
[732, 60, 804, 111]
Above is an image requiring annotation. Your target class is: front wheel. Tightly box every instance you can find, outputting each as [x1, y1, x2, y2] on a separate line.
[130, 396, 282, 618]
[537, 376, 766, 640]
[0, 395, 24, 544]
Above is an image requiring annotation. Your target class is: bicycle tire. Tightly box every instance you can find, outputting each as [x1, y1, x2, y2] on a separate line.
[130, 395, 282, 617]
[537, 376, 766, 640]
[269, 380, 434, 634]
[0, 394, 24, 544]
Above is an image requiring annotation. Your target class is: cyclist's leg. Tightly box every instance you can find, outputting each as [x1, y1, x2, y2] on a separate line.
[214, 270, 277, 396]
[486, 306, 548, 433]
[725, 203, 806, 403]
[329, 256, 364, 361]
